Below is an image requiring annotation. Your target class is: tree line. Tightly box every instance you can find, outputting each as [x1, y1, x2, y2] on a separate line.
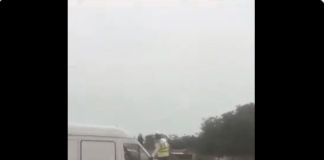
[137, 103, 255, 156]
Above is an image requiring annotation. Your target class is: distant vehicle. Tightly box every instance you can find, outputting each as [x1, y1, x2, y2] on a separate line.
[68, 123, 152, 160]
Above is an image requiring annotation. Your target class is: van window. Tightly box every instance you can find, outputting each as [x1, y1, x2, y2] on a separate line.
[81, 140, 115, 160]
[68, 139, 77, 160]
[124, 143, 150, 160]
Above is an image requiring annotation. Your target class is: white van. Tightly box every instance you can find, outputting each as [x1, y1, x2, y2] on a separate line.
[68, 124, 153, 160]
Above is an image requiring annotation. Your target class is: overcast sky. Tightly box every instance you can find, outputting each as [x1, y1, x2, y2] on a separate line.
[68, 0, 254, 137]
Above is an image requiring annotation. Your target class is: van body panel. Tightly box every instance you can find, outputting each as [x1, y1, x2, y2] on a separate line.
[68, 138, 78, 160]
[81, 140, 116, 160]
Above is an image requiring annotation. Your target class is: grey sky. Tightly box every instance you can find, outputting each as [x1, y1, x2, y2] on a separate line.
[68, 0, 254, 137]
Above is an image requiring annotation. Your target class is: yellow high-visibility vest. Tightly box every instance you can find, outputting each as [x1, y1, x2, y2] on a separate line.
[157, 139, 169, 157]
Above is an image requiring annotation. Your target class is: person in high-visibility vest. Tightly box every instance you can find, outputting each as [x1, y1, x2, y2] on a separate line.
[152, 132, 170, 160]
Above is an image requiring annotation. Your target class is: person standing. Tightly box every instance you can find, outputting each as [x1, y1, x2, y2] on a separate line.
[152, 132, 170, 160]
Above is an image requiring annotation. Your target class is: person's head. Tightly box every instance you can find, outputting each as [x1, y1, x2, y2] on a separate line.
[155, 131, 162, 140]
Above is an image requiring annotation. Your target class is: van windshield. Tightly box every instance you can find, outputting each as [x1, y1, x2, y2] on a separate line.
[138, 143, 150, 158]
[123, 143, 151, 160]
[139, 147, 149, 160]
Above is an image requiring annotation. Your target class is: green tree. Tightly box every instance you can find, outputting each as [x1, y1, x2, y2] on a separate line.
[137, 134, 144, 145]
[198, 103, 255, 156]
[144, 134, 155, 150]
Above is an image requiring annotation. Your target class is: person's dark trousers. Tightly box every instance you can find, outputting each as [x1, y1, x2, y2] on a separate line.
[158, 157, 169, 160]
